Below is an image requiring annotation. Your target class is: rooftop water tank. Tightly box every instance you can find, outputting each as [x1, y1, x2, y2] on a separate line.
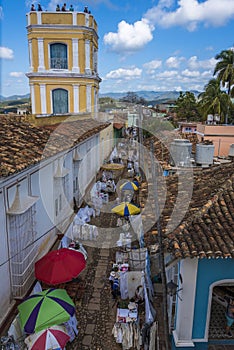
[196, 143, 214, 166]
[228, 144, 234, 157]
[170, 139, 192, 167]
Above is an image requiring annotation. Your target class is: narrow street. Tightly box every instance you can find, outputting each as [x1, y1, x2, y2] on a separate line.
[64, 245, 167, 350]
[61, 162, 168, 349]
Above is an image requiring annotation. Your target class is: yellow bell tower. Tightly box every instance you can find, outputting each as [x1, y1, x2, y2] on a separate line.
[26, 9, 101, 118]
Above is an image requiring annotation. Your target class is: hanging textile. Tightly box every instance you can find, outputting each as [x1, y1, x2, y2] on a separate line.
[128, 248, 147, 271]
[143, 280, 156, 324]
[149, 321, 157, 350]
[144, 251, 154, 301]
[127, 271, 144, 299]
[112, 322, 141, 349]
[119, 271, 128, 300]
[64, 314, 79, 342]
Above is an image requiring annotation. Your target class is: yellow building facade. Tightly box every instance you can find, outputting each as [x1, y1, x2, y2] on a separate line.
[26, 10, 101, 117]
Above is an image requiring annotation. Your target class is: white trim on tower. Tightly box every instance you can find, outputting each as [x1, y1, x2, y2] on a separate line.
[85, 40, 91, 75]
[38, 38, 45, 72]
[73, 84, 79, 113]
[86, 85, 91, 113]
[40, 84, 47, 114]
[28, 40, 33, 72]
[30, 84, 35, 114]
[72, 39, 80, 73]
[72, 12, 77, 25]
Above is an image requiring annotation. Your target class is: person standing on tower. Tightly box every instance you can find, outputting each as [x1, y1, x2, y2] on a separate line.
[61, 3, 67, 11]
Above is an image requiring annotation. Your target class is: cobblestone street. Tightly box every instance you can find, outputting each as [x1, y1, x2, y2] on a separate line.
[64, 242, 167, 350]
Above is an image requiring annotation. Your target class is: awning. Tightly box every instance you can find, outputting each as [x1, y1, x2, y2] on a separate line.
[113, 123, 124, 129]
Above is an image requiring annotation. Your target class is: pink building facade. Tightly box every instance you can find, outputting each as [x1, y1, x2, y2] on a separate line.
[196, 124, 234, 157]
[178, 122, 198, 133]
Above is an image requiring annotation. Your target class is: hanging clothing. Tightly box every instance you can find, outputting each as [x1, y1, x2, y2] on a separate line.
[112, 322, 141, 349]
[149, 322, 157, 350]
[127, 271, 144, 299]
[144, 281, 156, 324]
[120, 271, 128, 299]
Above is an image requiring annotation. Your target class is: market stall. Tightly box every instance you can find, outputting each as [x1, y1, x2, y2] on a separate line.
[111, 246, 157, 349]
[100, 163, 125, 180]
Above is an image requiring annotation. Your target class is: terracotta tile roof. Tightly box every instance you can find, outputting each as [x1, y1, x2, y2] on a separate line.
[143, 134, 234, 259]
[0, 116, 110, 178]
[162, 163, 234, 259]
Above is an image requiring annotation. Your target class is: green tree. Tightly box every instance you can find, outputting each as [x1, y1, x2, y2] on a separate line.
[174, 91, 200, 121]
[214, 49, 234, 97]
[120, 92, 146, 105]
[198, 79, 231, 123]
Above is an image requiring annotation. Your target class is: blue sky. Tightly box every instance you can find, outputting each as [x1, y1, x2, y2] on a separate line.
[1, 0, 234, 97]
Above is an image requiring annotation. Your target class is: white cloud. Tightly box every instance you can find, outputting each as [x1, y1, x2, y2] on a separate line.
[0, 47, 14, 59]
[157, 70, 178, 78]
[144, 0, 234, 30]
[103, 19, 154, 53]
[181, 69, 200, 77]
[106, 67, 142, 80]
[187, 55, 217, 69]
[0, 6, 3, 20]
[143, 59, 162, 73]
[166, 56, 184, 68]
[10, 72, 24, 78]
[201, 70, 213, 77]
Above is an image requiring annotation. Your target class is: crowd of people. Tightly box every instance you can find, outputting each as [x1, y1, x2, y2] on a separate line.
[30, 3, 91, 13]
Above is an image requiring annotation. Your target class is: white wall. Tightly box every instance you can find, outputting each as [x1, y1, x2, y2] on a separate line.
[0, 134, 101, 328]
[0, 191, 12, 324]
[173, 258, 198, 347]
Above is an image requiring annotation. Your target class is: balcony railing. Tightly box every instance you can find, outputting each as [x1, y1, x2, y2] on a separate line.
[50, 58, 68, 69]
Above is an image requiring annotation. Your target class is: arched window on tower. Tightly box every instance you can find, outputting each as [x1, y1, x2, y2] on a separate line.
[50, 43, 68, 69]
[52, 88, 68, 114]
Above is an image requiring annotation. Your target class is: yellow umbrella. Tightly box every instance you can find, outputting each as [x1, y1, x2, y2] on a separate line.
[111, 202, 140, 217]
[120, 181, 139, 191]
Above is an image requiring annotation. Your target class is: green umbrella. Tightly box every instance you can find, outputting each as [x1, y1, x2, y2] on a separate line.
[18, 288, 75, 334]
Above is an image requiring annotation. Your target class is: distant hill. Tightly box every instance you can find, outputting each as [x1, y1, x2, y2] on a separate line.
[0, 90, 201, 104]
[0, 93, 30, 102]
[99, 90, 201, 104]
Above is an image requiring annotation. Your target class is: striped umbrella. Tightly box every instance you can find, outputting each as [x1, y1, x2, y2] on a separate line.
[18, 288, 75, 334]
[24, 325, 70, 350]
[120, 181, 139, 191]
[111, 201, 141, 217]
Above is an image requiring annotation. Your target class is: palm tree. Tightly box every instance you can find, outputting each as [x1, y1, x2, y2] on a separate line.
[214, 49, 234, 96]
[198, 79, 231, 123]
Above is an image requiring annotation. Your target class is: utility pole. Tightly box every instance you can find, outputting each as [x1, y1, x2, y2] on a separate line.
[150, 140, 171, 350]
[138, 105, 144, 180]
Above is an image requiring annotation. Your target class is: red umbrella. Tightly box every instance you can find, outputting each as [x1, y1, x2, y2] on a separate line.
[35, 248, 86, 285]
[25, 325, 70, 350]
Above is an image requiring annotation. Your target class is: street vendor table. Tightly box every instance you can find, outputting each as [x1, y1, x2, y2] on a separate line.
[101, 163, 125, 179]
[116, 306, 138, 323]
[112, 303, 141, 349]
